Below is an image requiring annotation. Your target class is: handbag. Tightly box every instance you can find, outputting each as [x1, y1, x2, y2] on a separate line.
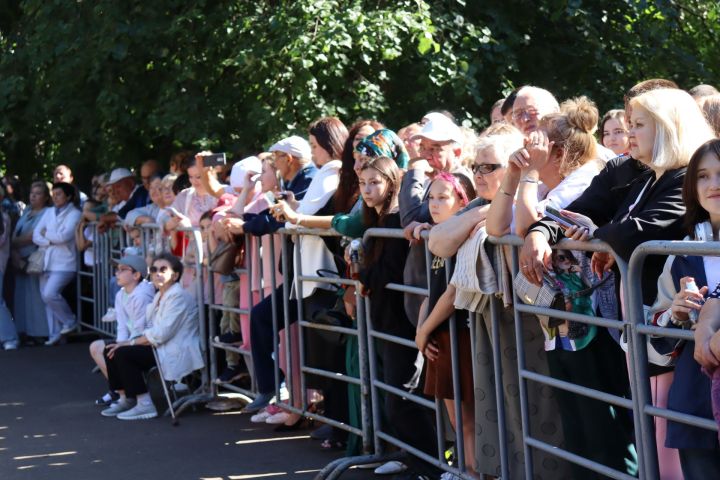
[513, 271, 562, 307]
[208, 239, 245, 275]
[25, 247, 46, 274]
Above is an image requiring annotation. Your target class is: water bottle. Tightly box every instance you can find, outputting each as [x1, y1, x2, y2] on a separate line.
[349, 239, 363, 280]
[686, 279, 704, 324]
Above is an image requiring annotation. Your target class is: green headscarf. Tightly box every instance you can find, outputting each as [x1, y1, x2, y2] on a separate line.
[355, 128, 409, 169]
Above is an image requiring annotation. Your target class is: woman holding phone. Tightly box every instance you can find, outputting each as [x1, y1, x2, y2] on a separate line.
[521, 88, 714, 479]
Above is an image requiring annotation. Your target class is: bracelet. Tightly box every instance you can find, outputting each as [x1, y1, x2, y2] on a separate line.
[130, 339, 136, 346]
[296, 214, 304, 226]
[520, 177, 539, 184]
[498, 187, 513, 197]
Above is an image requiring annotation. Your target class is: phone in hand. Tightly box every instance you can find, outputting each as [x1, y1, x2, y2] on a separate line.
[200, 153, 227, 167]
[545, 206, 590, 231]
[165, 207, 182, 218]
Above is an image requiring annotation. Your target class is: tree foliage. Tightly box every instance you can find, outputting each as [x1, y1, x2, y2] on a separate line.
[0, 0, 719, 186]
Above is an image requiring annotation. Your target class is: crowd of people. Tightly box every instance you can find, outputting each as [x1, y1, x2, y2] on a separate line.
[2, 79, 720, 480]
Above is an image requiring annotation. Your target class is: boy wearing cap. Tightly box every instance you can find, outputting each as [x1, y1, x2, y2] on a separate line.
[90, 254, 155, 406]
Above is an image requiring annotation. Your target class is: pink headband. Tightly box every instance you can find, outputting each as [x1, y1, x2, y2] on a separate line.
[432, 171, 469, 206]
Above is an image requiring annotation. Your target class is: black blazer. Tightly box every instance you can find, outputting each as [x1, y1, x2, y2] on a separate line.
[530, 156, 687, 306]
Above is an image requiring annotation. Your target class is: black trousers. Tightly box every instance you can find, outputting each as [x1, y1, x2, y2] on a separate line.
[380, 340, 440, 477]
[105, 345, 156, 397]
[546, 328, 638, 479]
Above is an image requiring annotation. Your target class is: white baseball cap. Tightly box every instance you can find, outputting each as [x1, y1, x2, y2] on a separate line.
[269, 135, 311, 160]
[412, 114, 464, 144]
[230, 156, 262, 190]
[107, 168, 134, 185]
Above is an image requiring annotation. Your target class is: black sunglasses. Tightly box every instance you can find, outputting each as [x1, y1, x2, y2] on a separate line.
[472, 163, 503, 175]
[149, 265, 171, 274]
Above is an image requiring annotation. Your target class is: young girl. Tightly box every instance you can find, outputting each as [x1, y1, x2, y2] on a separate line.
[354, 156, 439, 466]
[651, 138, 720, 478]
[414, 171, 477, 477]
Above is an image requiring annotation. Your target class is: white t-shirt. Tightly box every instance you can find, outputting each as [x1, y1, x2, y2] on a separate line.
[115, 280, 156, 342]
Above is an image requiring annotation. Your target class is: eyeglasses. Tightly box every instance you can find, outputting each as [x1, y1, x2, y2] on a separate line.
[149, 265, 171, 274]
[115, 266, 134, 274]
[512, 108, 539, 122]
[472, 163, 503, 175]
[555, 254, 569, 262]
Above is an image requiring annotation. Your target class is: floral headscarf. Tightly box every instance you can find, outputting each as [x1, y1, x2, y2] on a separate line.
[355, 128, 409, 169]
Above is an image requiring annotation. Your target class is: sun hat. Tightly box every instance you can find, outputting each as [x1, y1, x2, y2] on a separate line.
[269, 136, 311, 160]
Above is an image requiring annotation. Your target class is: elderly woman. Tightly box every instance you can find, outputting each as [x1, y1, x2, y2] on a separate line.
[33, 182, 82, 346]
[101, 252, 204, 421]
[12, 181, 51, 342]
[428, 123, 571, 479]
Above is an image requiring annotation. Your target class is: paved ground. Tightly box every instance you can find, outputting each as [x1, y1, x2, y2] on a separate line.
[0, 341, 376, 480]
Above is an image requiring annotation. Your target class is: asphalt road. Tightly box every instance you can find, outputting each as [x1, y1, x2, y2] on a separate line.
[0, 341, 376, 480]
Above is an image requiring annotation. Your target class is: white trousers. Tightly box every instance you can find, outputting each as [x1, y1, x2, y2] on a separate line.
[40, 271, 76, 337]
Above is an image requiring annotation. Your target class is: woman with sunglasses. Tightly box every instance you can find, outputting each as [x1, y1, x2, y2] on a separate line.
[100, 252, 204, 421]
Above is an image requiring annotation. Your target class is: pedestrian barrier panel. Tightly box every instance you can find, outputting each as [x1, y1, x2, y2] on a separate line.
[627, 240, 720, 480]
[77, 218, 720, 478]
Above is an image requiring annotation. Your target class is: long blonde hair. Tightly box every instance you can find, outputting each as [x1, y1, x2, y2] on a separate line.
[630, 88, 715, 170]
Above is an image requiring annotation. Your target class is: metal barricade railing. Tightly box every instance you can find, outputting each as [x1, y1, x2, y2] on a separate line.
[358, 228, 473, 480]
[206, 233, 262, 400]
[627, 240, 720, 479]
[489, 235, 643, 480]
[272, 227, 373, 455]
[77, 215, 720, 478]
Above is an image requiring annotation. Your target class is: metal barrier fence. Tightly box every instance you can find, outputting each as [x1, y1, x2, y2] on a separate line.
[77, 219, 720, 479]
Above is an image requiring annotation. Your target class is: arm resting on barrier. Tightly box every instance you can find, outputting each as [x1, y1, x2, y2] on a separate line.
[428, 204, 489, 258]
[331, 210, 365, 238]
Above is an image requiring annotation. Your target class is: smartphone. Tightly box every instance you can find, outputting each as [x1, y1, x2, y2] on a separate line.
[200, 153, 227, 167]
[545, 206, 588, 230]
[165, 207, 182, 218]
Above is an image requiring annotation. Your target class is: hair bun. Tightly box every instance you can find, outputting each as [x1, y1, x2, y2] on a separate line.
[561, 96, 599, 134]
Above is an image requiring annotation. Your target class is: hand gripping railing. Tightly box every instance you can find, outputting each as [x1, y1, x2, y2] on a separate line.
[488, 235, 644, 480]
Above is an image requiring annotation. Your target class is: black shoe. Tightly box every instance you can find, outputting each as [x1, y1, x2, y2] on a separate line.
[214, 366, 243, 385]
[215, 332, 243, 345]
[95, 391, 119, 406]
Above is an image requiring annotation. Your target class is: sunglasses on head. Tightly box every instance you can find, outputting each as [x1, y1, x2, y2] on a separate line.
[472, 163, 503, 175]
[149, 265, 171, 274]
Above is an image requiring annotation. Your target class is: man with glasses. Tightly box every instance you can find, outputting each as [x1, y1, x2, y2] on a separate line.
[511, 85, 560, 135]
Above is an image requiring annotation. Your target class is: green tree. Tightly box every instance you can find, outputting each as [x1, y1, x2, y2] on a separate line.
[1, 0, 719, 189]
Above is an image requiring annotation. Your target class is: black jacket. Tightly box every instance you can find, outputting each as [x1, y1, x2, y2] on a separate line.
[529, 156, 687, 306]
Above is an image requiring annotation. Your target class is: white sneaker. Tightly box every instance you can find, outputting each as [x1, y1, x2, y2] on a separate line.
[265, 411, 290, 425]
[102, 308, 117, 323]
[44, 334, 64, 346]
[101, 398, 136, 417]
[374, 461, 407, 475]
[3, 341, 19, 351]
[117, 402, 158, 420]
[250, 405, 282, 423]
[60, 322, 78, 335]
